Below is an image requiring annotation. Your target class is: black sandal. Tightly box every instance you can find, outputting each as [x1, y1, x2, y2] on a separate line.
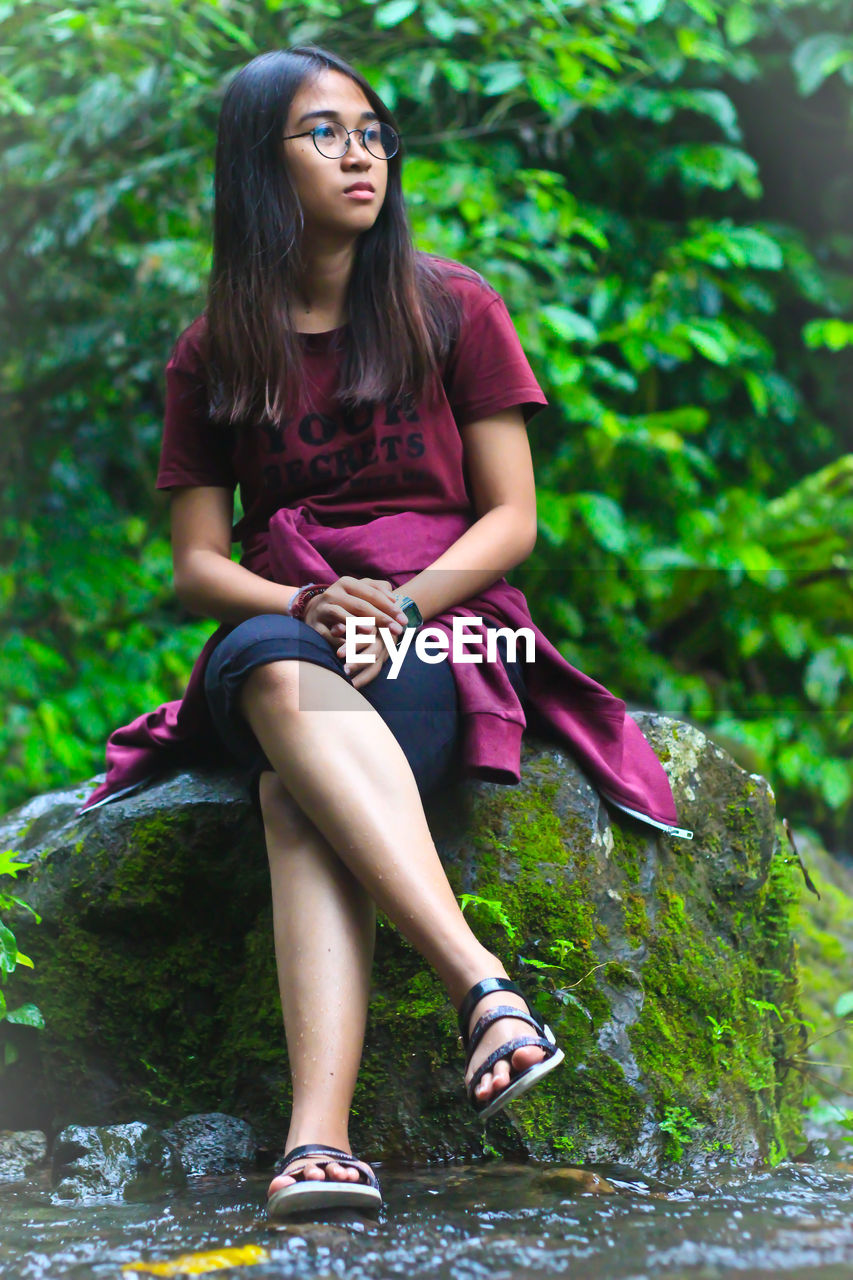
[458, 977, 565, 1121]
[266, 1143, 382, 1219]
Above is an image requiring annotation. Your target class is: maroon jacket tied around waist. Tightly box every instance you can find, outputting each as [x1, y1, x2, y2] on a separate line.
[80, 506, 689, 838]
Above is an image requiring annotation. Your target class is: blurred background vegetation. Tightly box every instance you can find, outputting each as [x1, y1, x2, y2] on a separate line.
[1, 0, 851, 850]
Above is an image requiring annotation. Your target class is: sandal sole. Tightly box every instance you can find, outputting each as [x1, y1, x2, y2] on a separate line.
[474, 1045, 565, 1122]
[267, 1181, 382, 1219]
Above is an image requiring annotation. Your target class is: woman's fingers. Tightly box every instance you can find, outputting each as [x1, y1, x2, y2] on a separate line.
[306, 577, 407, 636]
[340, 621, 394, 689]
[334, 577, 408, 626]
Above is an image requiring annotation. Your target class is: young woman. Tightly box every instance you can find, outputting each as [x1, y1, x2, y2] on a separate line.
[83, 44, 687, 1217]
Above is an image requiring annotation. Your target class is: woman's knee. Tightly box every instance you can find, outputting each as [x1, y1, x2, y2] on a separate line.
[240, 658, 302, 716]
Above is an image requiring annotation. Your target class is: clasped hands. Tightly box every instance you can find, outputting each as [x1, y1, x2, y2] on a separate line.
[300, 576, 410, 691]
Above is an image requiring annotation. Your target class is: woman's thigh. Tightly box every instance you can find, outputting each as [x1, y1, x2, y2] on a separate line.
[204, 613, 460, 800]
[357, 636, 460, 798]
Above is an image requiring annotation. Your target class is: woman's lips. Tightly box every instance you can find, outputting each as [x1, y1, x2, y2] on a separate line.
[343, 189, 375, 200]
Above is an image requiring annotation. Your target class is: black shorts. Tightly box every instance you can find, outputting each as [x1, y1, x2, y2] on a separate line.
[203, 613, 526, 801]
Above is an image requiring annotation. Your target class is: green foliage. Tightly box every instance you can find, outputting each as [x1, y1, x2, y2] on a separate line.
[458, 892, 519, 941]
[658, 1103, 703, 1160]
[0, 849, 44, 1066]
[1, 0, 851, 845]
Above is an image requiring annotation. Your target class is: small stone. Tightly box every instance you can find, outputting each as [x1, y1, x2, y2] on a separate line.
[541, 1167, 616, 1194]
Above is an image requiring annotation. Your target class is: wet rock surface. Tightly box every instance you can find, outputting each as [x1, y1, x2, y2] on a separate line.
[0, 1129, 47, 1182]
[51, 1122, 186, 1202]
[0, 717, 810, 1170]
[163, 1112, 258, 1175]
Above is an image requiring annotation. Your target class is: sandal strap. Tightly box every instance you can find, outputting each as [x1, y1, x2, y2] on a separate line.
[275, 1144, 380, 1191]
[466, 1035, 557, 1097]
[466, 1007, 543, 1061]
[457, 978, 524, 1047]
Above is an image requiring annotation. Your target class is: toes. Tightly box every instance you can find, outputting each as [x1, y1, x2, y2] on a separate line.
[492, 1060, 513, 1091]
[270, 1157, 366, 1197]
[512, 1044, 546, 1073]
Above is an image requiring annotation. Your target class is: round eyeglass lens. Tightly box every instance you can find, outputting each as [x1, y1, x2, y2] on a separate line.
[313, 121, 398, 159]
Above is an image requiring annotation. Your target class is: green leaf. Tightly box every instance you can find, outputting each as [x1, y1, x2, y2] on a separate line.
[659, 145, 762, 198]
[725, 4, 758, 46]
[771, 615, 808, 660]
[834, 992, 853, 1019]
[803, 319, 853, 351]
[5, 1003, 44, 1029]
[634, 0, 666, 21]
[0, 922, 17, 976]
[0, 73, 35, 116]
[541, 305, 597, 344]
[805, 649, 847, 709]
[679, 319, 735, 365]
[439, 58, 470, 92]
[0, 850, 25, 879]
[819, 759, 852, 810]
[571, 493, 629, 554]
[423, 6, 461, 40]
[746, 998, 783, 1022]
[537, 489, 571, 544]
[743, 370, 769, 416]
[480, 62, 524, 96]
[683, 0, 718, 24]
[201, 6, 257, 52]
[792, 33, 853, 97]
[458, 894, 518, 941]
[375, 0, 418, 28]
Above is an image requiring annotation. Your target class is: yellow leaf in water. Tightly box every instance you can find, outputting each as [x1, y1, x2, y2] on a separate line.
[122, 1245, 270, 1276]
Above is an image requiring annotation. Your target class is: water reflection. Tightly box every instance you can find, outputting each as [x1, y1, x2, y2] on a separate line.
[2, 1161, 853, 1279]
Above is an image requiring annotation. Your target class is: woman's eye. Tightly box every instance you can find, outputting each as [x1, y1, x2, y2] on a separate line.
[315, 123, 337, 138]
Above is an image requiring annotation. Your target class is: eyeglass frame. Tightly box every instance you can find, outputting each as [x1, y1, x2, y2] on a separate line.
[281, 120, 400, 160]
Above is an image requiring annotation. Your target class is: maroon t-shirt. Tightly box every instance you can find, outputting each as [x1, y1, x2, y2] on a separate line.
[156, 259, 548, 541]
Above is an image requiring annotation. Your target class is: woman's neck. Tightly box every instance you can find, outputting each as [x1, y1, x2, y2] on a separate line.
[293, 240, 356, 332]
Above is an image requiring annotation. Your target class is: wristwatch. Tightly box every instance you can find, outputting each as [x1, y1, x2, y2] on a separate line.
[393, 593, 423, 630]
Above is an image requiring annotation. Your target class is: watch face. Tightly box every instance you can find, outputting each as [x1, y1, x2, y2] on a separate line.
[404, 601, 423, 629]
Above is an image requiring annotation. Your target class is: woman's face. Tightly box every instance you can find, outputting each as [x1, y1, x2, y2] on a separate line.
[282, 69, 389, 242]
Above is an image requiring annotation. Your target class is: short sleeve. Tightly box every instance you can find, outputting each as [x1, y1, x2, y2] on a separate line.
[443, 291, 548, 428]
[156, 324, 235, 491]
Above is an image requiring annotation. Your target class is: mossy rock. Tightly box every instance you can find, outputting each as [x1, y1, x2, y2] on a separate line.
[0, 716, 808, 1172]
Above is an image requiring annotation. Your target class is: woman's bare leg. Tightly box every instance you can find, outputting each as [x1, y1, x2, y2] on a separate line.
[242, 658, 546, 1172]
[260, 772, 376, 1195]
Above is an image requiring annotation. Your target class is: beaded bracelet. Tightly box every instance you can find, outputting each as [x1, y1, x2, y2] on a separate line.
[288, 583, 331, 621]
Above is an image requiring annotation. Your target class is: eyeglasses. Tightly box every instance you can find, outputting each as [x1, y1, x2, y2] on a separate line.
[282, 120, 399, 160]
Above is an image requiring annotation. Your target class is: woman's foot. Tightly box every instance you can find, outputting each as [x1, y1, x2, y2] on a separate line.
[463, 985, 548, 1107]
[266, 1142, 383, 1219]
[267, 1146, 364, 1200]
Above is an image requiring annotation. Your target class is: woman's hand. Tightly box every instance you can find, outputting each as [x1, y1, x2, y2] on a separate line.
[337, 618, 396, 691]
[301, 576, 408, 688]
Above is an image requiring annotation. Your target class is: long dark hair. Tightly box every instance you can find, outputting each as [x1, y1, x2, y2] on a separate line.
[203, 45, 472, 426]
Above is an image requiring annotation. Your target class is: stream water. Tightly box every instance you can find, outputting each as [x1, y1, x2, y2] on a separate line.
[2, 1156, 853, 1280]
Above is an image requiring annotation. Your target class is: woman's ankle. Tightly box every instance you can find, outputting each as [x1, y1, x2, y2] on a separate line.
[285, 1120, 351, 1155]
[441, 950, 511, 1011]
